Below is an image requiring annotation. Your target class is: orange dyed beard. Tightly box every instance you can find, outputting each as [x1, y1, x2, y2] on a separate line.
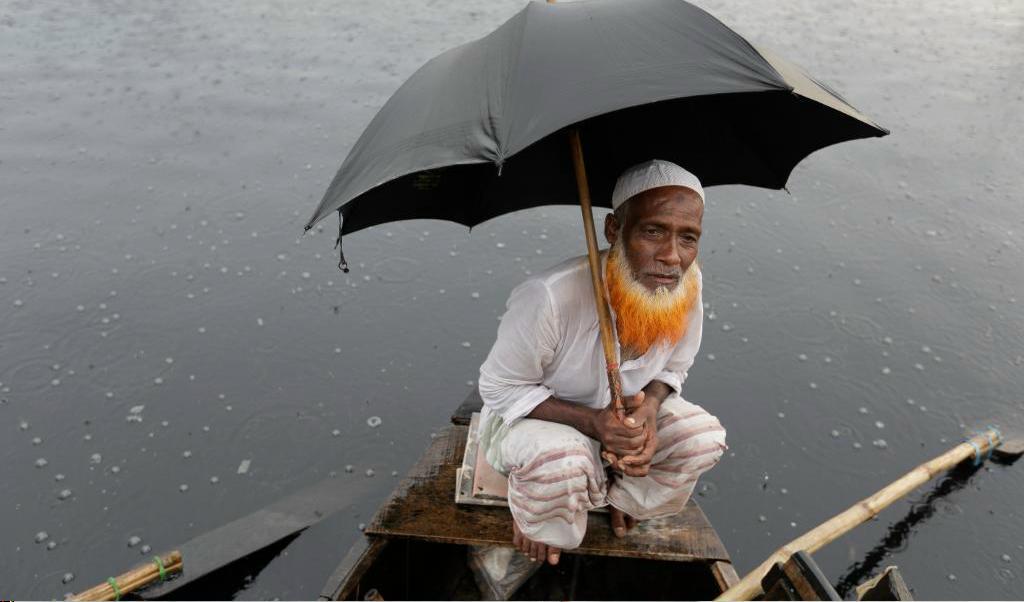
[605, 242, 700, 358]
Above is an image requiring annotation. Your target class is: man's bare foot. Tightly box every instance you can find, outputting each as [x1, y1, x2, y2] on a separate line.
[512, 519, 561, 565]
[609, 506, 638, 538]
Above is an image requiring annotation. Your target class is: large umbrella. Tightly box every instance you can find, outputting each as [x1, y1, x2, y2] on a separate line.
[305, 0, 887, 415]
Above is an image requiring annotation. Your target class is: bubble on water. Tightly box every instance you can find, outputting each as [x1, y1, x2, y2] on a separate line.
[853, 442, 863, 449]
[365, 468, 375, 477]
[875, 421, 885, 429]
[179, 484, 189, 493]
[758, 515, 767, 523]
[797, 354, 807, 361]
[391, 470, 399, 477]
[808, 382, 818, 389]
[58, 489, 72, 500]
[20, 421, 29, 431]
[721, 323, 732, 332]
[13, 299, 23, 307]
[947, 573, 957, 581]
[182, 450, 192, 458]
[55, 473, 65, 481]
[777, 412, 785, 419]
[873, 439, 888, 449]
[367, 416, 382, 428]
[154, 377, 164, 385]
[76, 305, 85, 312]
[165, 357, 174, 364]
[198, 327, 206, 334]
[914, 363, 924, 371]
[707, 354, 716, 361]
[62, 572, 75, 584]
[1003, 554, 1012, 562]
[35, 531, 49, 543]
[345, 464, 354, 473]
[859, 407, 869, 414]
[110, 465, 120, 474]
[35, 458, 48, 468]
[32, 437, 42, 445]
[302, 272, 311, 279]
[906, 398, 915, 405]
[358, 523, 366, 531]
[461, 341, 471, 348]
[127, 535, 142, 547]
[334, 347, 342, 354]
[881, 367, 891, 375]
[257, 318, 264, 326]
[883, 336, 893, 345]
[237, 459, 251, 474]
[47, 540, 57, 550]
[90, 453, 102, 464]
[140, 544, 152, 554]
[471, 292, 480, 299]
[331, 429, 341, 437]
[51, 378, 61, 386]
[830, 430, 840, 438]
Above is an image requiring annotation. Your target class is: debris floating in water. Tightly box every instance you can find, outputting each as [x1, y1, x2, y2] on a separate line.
[366, 416, 382, 428]
[237, 459, 251, 474]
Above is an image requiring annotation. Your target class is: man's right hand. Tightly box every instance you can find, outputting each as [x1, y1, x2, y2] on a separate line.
[589, 401, 646, 458]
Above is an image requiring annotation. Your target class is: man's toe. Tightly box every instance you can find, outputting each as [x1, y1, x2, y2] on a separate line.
[548, 547, 561, 565]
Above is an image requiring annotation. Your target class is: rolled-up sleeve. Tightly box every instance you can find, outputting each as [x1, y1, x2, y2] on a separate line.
[652, 280, 704, 395]
[478, 278, 559, 425]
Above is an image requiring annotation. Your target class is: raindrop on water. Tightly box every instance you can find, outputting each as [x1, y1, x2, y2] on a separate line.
[367, 416, 382, 428]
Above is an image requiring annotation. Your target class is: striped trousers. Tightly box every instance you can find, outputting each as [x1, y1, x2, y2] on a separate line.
[492, 395, 726, 550]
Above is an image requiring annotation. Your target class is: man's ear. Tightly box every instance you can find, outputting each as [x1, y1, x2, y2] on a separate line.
[604, 212, 619, 245]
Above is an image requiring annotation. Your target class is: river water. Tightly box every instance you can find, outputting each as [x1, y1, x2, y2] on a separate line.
[2, 0, 1022, 598]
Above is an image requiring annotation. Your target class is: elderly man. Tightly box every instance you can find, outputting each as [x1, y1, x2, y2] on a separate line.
[477, 159, 727, 567]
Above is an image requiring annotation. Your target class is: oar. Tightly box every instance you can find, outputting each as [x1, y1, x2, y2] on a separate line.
[716, 426, 1024, 601]
[71, 551, 182, 600]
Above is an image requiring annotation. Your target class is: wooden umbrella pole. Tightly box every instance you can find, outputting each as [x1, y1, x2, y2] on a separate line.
[568, 129, 624, 418]
[716, 427, 1007, 601]
[71, 550, 183, 601]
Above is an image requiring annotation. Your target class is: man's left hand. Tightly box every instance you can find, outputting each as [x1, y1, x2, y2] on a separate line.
[618, 391, 659, 477]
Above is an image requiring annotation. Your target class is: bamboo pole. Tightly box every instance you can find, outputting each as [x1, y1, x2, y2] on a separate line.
[715, 427, 1005, 600]
[568, 129, 625, 419]
[71, 550, 182, 601]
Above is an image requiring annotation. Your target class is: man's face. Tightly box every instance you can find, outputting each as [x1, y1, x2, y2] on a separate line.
[604, 186, 703, 293]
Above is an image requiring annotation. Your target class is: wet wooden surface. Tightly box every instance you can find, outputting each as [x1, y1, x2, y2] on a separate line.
[366, 424, 731, 562]
[451, 390, 483, 426]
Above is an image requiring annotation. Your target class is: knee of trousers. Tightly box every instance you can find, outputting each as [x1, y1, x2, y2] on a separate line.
[658, 398, 728, 459]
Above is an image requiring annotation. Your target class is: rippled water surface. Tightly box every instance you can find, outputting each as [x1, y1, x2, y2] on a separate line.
[2, 0, 1022, 598]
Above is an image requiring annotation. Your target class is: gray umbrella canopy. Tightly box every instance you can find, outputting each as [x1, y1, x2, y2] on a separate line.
[305, 0, 886, 248]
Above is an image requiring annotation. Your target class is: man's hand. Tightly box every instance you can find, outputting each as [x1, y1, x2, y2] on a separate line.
[589, 395, 646, 458]
[618, 389, 661, 477]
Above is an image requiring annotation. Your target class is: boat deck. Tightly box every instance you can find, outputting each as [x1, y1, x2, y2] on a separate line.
[367, 421, 731, 563]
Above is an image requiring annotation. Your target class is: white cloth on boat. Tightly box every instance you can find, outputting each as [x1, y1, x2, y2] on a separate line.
[477, 252, 703, 471]
[494, 394, 726, 549]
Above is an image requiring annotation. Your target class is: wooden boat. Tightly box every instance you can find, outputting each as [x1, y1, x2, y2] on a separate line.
[319, 393, 741, 600]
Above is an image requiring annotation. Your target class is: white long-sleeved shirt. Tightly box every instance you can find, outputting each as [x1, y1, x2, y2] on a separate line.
[478, 252, 703, 429]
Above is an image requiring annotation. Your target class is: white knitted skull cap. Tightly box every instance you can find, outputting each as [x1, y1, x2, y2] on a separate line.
[610, 159, 704, 211]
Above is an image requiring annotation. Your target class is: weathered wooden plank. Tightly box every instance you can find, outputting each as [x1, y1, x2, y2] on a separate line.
[451, 390, 483, 426]
[856, 566, 914, 601]
[760, 551, 841, 601]
[319, 536, 388, 601]
[366, 425, 731, 562]
[710, 560, 741, 592]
